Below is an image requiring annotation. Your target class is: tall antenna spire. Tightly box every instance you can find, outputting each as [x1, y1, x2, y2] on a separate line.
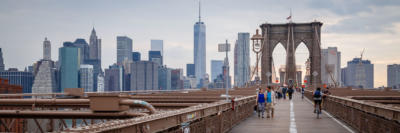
[198, 0, 201, 22]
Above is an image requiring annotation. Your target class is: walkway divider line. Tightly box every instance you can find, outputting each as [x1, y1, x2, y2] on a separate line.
[289, 100, 297, 133]
[303, 94, 355, 133]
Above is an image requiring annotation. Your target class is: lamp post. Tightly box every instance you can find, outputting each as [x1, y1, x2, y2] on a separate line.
[251, 29, 264, 86]
[218, 40, 230, 101]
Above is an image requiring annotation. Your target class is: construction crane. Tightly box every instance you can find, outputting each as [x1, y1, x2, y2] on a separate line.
[359, 48, 365, 64]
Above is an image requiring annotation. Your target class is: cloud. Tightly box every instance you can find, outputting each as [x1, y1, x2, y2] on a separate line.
[1, 0, 399, 88]
[306, 0, 400, 15]
[326, 5, 400, 33]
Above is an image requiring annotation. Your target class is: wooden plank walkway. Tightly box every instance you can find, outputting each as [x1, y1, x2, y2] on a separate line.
[230, 93, 355, 133]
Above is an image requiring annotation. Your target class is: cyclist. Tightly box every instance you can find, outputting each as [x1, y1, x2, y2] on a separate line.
[313, 87, 324, 114]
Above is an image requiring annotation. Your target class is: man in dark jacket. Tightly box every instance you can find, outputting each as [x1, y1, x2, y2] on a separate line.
[288, 87, 294, 100]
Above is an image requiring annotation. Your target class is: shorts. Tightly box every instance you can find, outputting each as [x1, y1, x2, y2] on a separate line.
[314, 100, 322, 105]
[266, 103, 274, 110]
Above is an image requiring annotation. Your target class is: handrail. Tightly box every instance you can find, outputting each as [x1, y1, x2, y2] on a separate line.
[66, 95, 257, 132]
[304, 90, 400, 122]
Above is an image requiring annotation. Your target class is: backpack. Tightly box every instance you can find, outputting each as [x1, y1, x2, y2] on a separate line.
[314, 91, 321, 98]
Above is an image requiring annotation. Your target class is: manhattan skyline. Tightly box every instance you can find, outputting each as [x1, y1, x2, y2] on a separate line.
[1, 0, 400, 87]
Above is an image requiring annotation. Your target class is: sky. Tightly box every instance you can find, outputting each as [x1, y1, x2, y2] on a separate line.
[0, 0, 399, 88]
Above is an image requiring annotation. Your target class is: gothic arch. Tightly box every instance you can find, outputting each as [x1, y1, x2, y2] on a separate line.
[261, 22, 322, 88]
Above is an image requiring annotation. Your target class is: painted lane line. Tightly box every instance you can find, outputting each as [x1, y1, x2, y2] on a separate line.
[303, 96, 355, 133]
[289, 100, 297, 133]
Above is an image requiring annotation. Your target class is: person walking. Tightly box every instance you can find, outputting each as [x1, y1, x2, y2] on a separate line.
[277, 86, 283, 99]
[256, 88, 266, 118]
[265, 86, 276, 118]
[282, 86, 287, 99]
[288, 87, 294, 100]
[301, 86, 305, 99]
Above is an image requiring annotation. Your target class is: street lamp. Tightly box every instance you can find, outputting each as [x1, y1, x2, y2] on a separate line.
[251, 29, 264, 85]
[218, 40, 230, 101]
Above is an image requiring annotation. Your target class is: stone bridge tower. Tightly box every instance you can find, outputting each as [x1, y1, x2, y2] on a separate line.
[260, 22, 322, 88]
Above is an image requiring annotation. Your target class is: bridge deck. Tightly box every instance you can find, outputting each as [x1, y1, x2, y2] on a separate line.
[230, 93, 355, 133]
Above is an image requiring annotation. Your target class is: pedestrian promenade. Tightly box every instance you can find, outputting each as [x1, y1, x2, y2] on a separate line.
[230, 93, 355, 133]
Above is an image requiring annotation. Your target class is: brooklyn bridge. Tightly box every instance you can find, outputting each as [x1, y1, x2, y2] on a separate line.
[0, 22, 399, 133]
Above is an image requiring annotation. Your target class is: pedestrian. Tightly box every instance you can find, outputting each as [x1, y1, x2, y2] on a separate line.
[256, 88, 266, 118]
[301, 86, 305, 99]
[265, 86, 276, 118]
[321, 87, 331, 110]
[288, 87, 294, 100]
[282, 86, 287, 99]
[276, 86, 282, 99]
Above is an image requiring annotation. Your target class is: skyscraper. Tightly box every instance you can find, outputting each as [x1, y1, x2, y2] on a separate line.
[32, 38, 58, 94]
[80, 64, 94, 92]
[234, 33, 250, 87]
[158, 66, 171, 90]
[388, 64, 400, 89]
[341, 58, 374, 89]
[0, 48, 5, 71]
[171, 69, 183, 90]
[132, 52, 141, 61]
[186, 63, 195, 77]
[85, 59, 101, 92]
[151, 40, 163, 56]
[43, 38, 51, 60]
[321, 47, 341, 86]
[31, 60, 57, 94]
[211, 60, 223, 82]
[89, 28, 101, 60]
[0, 68, 34, 94]
[194, 1, 206, 84]
[88, 28, 102, 92]
[131, 61, 158, 90]
[59, 42, 81, 92]
[104, 64, 123, 92]
[74, 38, 90, 64]
[117, 36, 133, 64]
[97, 73, 104, 92]
[149, 51, 162, 65]
[122, 59, 133, 91]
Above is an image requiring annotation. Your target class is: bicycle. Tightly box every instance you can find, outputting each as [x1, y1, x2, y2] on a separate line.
[315, 100, 322, 119]
[316, 104, 320, 118]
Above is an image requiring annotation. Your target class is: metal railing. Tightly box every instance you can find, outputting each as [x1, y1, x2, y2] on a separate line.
[304, 90, 400, 133]
[66, 95, 256, 132]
